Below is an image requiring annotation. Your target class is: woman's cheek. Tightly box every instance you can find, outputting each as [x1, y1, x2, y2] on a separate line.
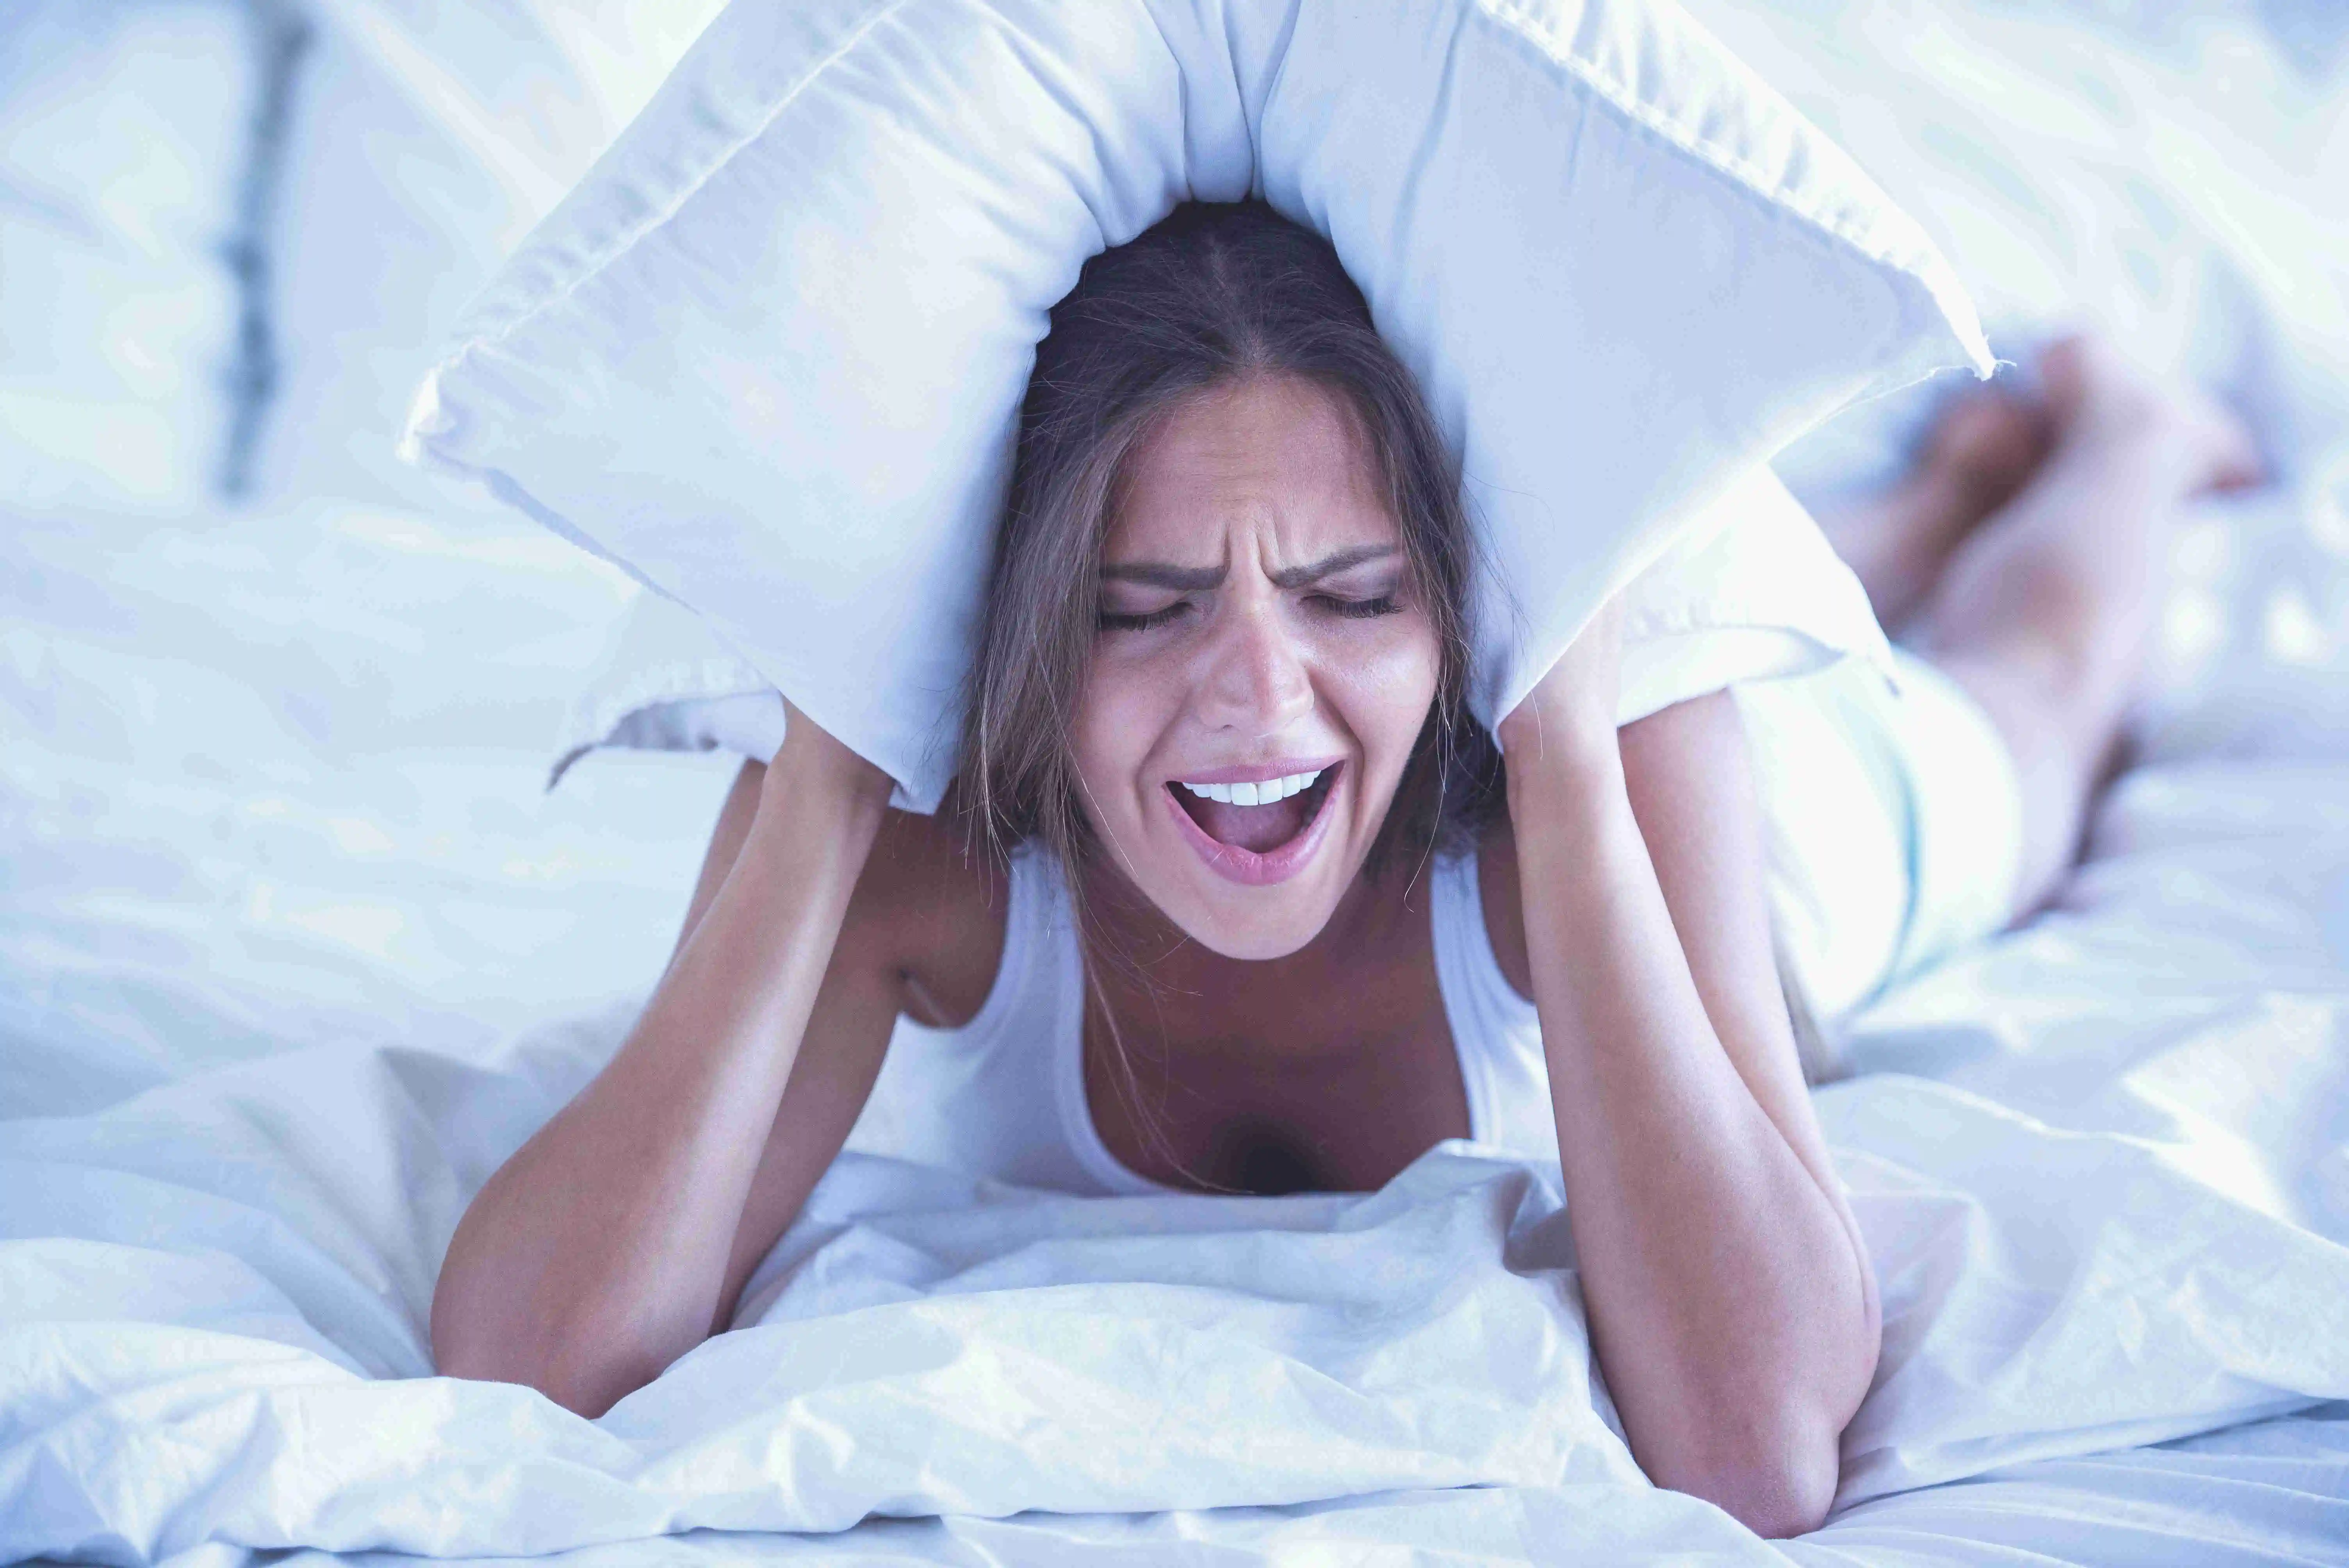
[1324, 622, 1441, 749]
[1071, 654, 1165, 822]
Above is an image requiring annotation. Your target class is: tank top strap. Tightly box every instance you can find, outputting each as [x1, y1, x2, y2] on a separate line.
[900, 837, 1068, 1051]
[1427, 845, 1556, 1161]
[843, 840, 1116, 1195]
[1017, 853, 1170, 1196]
[950, 839, 1055, 1040]
[999, 845, 1169, 1195]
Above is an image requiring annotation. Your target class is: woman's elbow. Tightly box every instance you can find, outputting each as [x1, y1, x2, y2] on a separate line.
[1658, 1412, 1844, 1540]
[1687, 1290, 1877, 1536]
[1686, 1434, 1841, 1539]
[430, 1290, 665, 1420]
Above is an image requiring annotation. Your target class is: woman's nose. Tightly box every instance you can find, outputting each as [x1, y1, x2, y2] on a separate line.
[1197, 601, 1314, 736]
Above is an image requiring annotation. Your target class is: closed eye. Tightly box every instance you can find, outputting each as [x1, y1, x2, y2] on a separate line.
[1099, 601, 1192, 633]
[1313, 593, 1402, 620]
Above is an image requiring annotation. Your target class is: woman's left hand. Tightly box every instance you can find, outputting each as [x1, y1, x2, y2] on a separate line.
[1494, 591, 1625, 773]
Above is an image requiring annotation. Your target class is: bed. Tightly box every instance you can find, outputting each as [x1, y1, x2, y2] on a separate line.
[4, 2, 2347, 1563]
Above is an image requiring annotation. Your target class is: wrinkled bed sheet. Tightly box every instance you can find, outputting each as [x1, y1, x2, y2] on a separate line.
[8, 770, 2349, 1563]
[4, 748, 2349, 1563]
[8, 0, 2349, 1564]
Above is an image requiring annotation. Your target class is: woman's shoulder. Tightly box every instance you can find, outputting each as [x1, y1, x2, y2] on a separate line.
[846, 807, 1011, 1030]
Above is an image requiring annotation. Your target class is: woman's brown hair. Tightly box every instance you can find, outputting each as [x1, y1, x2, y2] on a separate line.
[961, 199, 1501, 910]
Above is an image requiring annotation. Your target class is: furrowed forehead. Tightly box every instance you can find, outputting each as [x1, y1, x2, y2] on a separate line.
[1107, 377, 1396, 565]
[1099, 543, 1403, 593]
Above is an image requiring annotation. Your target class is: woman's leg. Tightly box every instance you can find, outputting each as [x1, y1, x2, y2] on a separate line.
[1812, 383, 2055, 633]
[1860, 336, 2260, 918]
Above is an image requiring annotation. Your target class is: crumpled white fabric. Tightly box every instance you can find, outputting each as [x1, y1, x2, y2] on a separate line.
[5, 916, 2346, 1564]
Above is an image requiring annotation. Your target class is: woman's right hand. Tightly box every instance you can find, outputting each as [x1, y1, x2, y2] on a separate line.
[430, 701, 904, 1418]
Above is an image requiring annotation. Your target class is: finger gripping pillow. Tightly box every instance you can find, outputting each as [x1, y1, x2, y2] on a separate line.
[405, 0, 1989, 811]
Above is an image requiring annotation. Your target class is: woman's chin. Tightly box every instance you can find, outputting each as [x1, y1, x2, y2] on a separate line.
[1160, 882, 1345, 962]
[1130, 771, 1362, 958]
[1150, 837, 1364, 961]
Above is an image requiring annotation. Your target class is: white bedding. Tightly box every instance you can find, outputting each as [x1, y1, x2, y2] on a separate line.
[6, 0, 2349, 1563]
[6, 795, 2349, 1562]
[6, 750, 2349, 1563]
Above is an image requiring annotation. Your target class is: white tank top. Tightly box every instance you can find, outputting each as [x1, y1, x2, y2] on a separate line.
[839, 843, 1561, 1195]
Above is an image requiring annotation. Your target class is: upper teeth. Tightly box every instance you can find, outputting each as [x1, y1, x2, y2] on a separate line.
[1178, 769, 1324, 805]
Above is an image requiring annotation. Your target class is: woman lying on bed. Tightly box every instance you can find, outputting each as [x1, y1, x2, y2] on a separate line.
[431, 202, 2255, 1536]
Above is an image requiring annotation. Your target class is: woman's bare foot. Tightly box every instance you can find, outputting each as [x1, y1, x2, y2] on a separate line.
[1919, 337, 2261, 685]
[1816, 379, 2055, 633]
[2034, 334, 2263, 497]
[1908, 333, 2263, 916]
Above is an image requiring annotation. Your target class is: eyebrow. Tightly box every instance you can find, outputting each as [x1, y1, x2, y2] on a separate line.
[1100, 544, 1401, 592]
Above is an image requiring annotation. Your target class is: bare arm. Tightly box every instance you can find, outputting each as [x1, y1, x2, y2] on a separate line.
[1496, 606, 1879, 1538]
[430, 709, 903, 1417]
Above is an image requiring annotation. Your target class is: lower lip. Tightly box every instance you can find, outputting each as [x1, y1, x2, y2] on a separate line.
[1160, 768, 1341, 887]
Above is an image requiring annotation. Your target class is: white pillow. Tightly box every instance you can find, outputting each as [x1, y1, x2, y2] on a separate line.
[550, 463, 1887, 784]
[1614, 463, 1889, 725]
[406, 0, 1988, 811]
[551, 586, 786, 787]
[0, 0, 265, 511]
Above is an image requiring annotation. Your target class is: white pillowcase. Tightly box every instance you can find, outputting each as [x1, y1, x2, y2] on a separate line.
[1614, 463, 1889, 724]
[552, 586, 785, 786]
[408, 0, 1988, 810]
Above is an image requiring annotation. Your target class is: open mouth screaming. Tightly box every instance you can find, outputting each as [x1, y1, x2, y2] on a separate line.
[1167, 763, 1340, 857]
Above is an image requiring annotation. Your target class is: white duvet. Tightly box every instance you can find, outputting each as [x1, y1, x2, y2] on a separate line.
[6, 750, 2349, 1563]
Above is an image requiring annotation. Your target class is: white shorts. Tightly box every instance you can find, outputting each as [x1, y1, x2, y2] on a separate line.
[1735, 649, 2025, 1023]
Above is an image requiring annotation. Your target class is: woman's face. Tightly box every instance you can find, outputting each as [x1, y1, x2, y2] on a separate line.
[1072, 374, 1442, 960]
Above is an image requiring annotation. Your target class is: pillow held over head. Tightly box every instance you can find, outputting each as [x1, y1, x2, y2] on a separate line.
[406, 0, 1990, 811]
